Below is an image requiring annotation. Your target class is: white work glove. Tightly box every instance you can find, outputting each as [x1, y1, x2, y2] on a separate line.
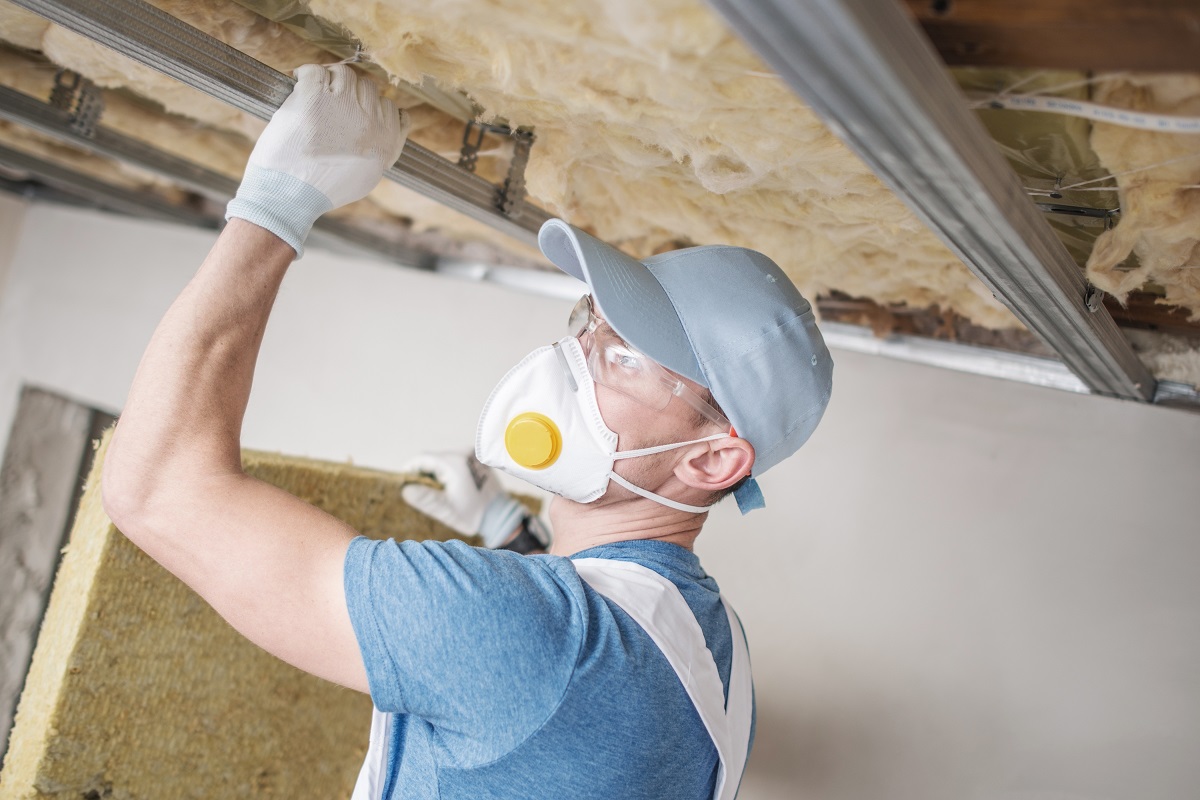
[226, 63, 410, 256]
[401, 452, 529, 548]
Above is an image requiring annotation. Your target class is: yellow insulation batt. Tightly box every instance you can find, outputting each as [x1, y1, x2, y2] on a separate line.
[0, 46, 253, 181]
[0, 117, 191, 202]
[0, 433, 475, 799]
[303, 0, 1016, 327]
[1088, 73, 1200, 320]
[0, 2, 46, 51]
[0, 0, 1017, 327]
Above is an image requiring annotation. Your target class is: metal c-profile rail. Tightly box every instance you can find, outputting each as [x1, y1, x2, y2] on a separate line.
[5, 93, 1196, 411]
[704, 0, 1157, 401]
[0, 84, 241, 199]
[11, 0, 552, 248]
[0, 83, 437, 269]
[0, 141, 215, 227]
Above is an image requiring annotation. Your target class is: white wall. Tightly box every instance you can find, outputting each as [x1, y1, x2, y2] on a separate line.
[3, 202, 1199, 800]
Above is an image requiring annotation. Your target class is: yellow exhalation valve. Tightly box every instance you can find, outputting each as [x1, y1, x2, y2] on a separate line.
[504, 412, 562, 470]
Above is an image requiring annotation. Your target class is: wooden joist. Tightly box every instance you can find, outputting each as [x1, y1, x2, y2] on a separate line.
[905, 0, 1200, 72]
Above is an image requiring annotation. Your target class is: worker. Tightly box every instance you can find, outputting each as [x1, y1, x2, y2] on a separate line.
[101, 64, 832, 799]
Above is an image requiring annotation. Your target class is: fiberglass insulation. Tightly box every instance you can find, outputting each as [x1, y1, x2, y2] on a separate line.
[1088, 73, 1200, 320]
[8, 1, 1199, 326]
[301, 0, 1018, 326]
[0, 0, 1019, 327]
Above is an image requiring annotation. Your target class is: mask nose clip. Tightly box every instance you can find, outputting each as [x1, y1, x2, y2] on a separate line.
[552, 342, 579, 392]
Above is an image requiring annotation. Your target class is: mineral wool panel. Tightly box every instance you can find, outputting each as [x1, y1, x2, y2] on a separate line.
[0, 432, 478, 799]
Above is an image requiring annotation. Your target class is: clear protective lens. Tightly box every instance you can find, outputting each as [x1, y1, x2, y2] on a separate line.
[565, 295, 731, 431]
[567, 294, 592, 338]
[588, 328, 671, 410]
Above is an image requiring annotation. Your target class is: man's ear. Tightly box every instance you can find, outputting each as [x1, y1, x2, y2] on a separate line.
[675, 436, 755, 492]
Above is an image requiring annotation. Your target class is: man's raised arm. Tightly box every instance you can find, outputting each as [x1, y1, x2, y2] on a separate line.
[101, 64, 409, 691]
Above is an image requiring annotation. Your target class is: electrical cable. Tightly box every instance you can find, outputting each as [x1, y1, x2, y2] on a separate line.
[976, 93, 1200, 134]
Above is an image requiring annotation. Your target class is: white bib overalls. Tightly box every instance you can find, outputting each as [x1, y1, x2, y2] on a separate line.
[351, 558, 754, 800]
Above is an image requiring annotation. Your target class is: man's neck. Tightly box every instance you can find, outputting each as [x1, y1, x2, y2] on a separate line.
[547, 495, 706, 557]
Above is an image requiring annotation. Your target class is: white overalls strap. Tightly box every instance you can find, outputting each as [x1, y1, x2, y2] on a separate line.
[350, 558, 753, 800]
[574, 558, 754, 800]
[350, 702, 391, 800]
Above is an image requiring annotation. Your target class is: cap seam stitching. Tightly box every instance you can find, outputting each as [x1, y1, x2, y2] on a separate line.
[698, 313, 813, 368]
[647, 245, 744, 266]
[650, 276, 710, 387]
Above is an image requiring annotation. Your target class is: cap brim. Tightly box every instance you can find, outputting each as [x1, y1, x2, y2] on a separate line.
[538, 219, 705, 385]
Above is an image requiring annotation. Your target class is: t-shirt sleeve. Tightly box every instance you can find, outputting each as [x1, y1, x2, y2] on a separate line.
[343, 536, 584, 762]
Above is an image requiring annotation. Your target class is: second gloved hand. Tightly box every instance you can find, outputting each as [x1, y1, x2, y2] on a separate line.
[401, 452, 529, 549]
[226, 63, 410, 256]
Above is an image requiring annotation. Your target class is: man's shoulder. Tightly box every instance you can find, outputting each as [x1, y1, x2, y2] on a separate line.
[344, 536, 593, 759]
[347, 536, 590, 616]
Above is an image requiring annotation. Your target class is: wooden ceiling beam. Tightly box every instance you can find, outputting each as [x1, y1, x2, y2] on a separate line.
[905, 0, 1200, 73]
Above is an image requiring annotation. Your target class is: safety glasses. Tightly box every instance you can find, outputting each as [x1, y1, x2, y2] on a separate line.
[568, 295, 731, 432]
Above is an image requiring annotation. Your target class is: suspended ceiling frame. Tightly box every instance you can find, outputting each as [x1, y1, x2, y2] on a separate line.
[9, 0, 551, 248]
[3, 0, 1198, 410]
[0, 76, 583, 290]
[4, 137, 1198, 409]
[0, 139, 215, 227]
[0, 82, 440, 268]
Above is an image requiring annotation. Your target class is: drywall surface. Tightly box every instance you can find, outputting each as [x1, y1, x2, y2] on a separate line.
[2, 204, 1200, 799]
[697, 354, 1200, 800]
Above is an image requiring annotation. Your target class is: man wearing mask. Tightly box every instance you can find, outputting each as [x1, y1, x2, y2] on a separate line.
[102, 64, 832, 800]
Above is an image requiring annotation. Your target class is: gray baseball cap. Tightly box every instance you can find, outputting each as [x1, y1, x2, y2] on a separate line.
[538, 219, 833, 510]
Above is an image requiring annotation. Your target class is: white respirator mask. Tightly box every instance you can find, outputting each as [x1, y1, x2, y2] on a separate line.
[475, 336, 730, 513]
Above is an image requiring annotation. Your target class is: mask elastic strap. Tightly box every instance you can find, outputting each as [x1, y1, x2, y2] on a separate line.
[608, 472, 712, 514]
[607, 433, 732, 514]
[610, 433, 730, 461]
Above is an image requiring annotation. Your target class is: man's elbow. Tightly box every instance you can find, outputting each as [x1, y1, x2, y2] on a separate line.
[100, 435, 168, 538]
[101, 459, 153, 535]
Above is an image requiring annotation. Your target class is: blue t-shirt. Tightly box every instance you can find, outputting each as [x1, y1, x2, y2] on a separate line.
[343, 536, 755, 799]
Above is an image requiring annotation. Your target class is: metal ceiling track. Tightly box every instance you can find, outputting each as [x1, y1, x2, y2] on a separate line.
[4, 0, 1195, 411]
[0, 142, 214, 227]
[704, 0, 1157, 402]
[2, 129, 1194, 412]
[0, 84, 239, 199]
[0, 84, 437, 269]
[10, 0, 552, 249]
[821, 323, 1199, 410]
